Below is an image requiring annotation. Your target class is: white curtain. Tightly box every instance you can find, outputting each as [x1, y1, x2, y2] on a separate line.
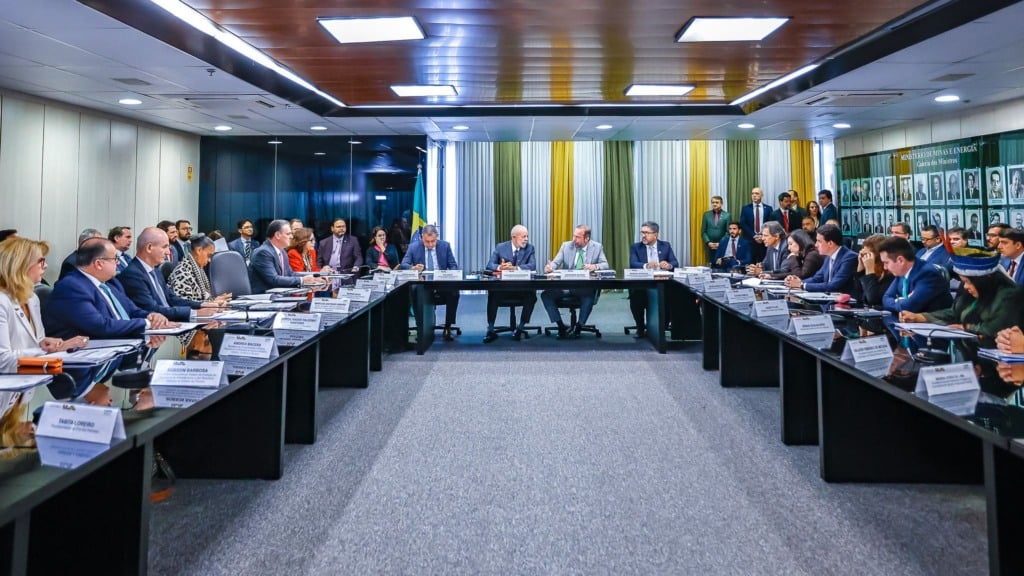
[758, 140, 793, 203]
[520, 142, 552, 269]
[634, 141, 689, 266]
[453, 142, 495, 272]
[572, 141, 605, 243]
[708, 140, 729, 215]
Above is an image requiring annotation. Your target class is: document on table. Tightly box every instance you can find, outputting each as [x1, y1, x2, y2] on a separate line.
[50, 346, 136, 364]
[83, 339, 143, 349]
[211, 310, 278, 321]
[0, 374, 52, 391]
[978, 348, 1024, 363]
[892, 323, 976, 339]
[143, 322, 205, 335]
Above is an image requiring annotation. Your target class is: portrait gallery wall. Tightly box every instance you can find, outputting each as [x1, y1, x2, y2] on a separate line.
[836, 128, 1024, 244]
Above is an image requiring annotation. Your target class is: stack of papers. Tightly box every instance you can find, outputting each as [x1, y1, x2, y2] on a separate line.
[0, 374, 52, 390]
[144, 322, 205, 335]
[50, 346, 137, 365]
[978, 348, 1024, 363]
[892, 323, 976, 339]
[212, 310, 278, 321]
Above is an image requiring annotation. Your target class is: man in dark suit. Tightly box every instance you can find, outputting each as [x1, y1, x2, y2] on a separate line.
[171, 219, 192, 263]
[768, 191, 798, 233]
[43, 238, 176, 339]
[227, 218, 260, 265]
[998, 228, 1024, 285]
[740, 187, 773, 263]
[818, 189, 838, 224]
[747, 221, 787, 278]
[915, 225, 953, 272]
[401, 224, 460, 340]
[249, 219, 329, 294]
[317, 218, 363, 273]
[120, 227, 221, 321]
[108, 226, 132, 274]
[784, 224, 858, 293]
[879, 237, 954, 315]
[157, 220, 179, 264]
[700, 196, 730, 263]
[964, 172, 981, 201]
[59, 228, 103, 281]
[627, 221, 678, 338]
[483, 224, 537, 343]
[714, 222, 750, 269]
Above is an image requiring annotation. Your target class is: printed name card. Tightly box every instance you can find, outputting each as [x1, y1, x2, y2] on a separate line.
[703, 278, 731, 295]
[36, 402, 126, 444]
[624, 268, 654, 279]
[310, 297, 351, 315]
[432, 270, 464, 281]
[219, 334, 279, 376]
[356, 278, 388, 291]
[150, 360, 227, 408]
[915, 362, 980, 396]
[501, 270, 532, 281]
[753, 300, 789, 317]
[840, 335, 893, 364]
[673, 269, 688, 279]
[788, 315, 835, 335]
[560, 270, 590, 280]
[336, 288, 372, 302]
[726, 289, 756, 304]
[273, 312, 322, 332]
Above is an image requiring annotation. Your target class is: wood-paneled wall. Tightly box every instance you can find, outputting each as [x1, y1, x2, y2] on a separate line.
[0, 92, 200, 283]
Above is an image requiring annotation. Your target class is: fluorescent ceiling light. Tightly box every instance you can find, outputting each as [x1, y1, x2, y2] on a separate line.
[833, 123, 851, 129]
[452, 125, 470, 131]
[213, 125, 232, 131]
[737, 123, 756, 129]
[677, 17, 790, 42]
[118, 98, 142, 105]
[314, 152, 326, 156]
[934, 94, 960, 103]
[625, 84, 695, 97]
[729, 64, 819, 106]
[391, 85, 458, 97]
[375, 195, 388, 200]
[149, 0, 344, 107]
[349, 140, 363, 145]
[318, 16, 425, 44]
[596, 124, 614, 130]
[268, 139, 282, 145]
[310, 125, 328, 131]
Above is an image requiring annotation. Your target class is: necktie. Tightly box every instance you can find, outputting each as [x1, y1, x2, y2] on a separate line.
[278, 248, 286, 273]
[244, 241, 252, 260]
[511, 250, 518, 267]
[1010, 260, 1017, 279]
[902, 277, 909, 299]
[150, 269, 168, 307]
[730, 238, 737, 259]
[647, 245, 658, 264]
[98, 283, 129, 319]
[754, 204, 761, 231]
[574, 248, 584, 269]
[828, 257, 834, 282]
[713, 211, 720, 226]
[782, 210, 789, 230]
[427, 249, 436, 271]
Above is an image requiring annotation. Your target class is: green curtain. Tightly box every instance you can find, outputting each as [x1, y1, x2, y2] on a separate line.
[493, 142, 522, 243]
[602, 141, 635, 271]
[725, 140, 759, 219]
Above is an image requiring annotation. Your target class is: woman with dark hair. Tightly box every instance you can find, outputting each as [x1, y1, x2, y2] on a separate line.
[778, 229, 824, 279]
[167, 235, 231, 305]
[854, 234, 895, 307]
[287, 228, 332, 274]
[366, 226, 400, 270]
[804, 201, 822, 227]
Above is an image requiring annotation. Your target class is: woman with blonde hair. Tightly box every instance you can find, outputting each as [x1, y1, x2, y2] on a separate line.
[0, 237, 88, 373]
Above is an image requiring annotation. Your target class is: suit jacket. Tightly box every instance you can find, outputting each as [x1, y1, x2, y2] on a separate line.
[628, 240, 678, 269]
[768, 208, 799, 233]
[760, 244, 788, 275]
[401, 240, 459, 270]
[700, 210, 730, 244]
[43, 270, 148, 338]
[820, 203, 838, 224]
[288, 248, 319, 272]
[249, 243, 301, 294]
[882, 260, 953, 314]
[739, 203, 773, 240]
[119, 257, 196, 321]
[803, 246, 858, 293]
[916, 246, 953, 271]
[1001, 256, 1024, 285]
[713, 236, 751, 266]
[227, 237, 260, 263]
[0, 292, 46, 373]
[548, 240, 608, 270]
[487, 241, 537, 272]
[366, 244, 400, 269]
[317, 234, 363, 271]
[115, 251, 131, 274]
[59, 251, 78, 281]
[171, 240, 189, 263]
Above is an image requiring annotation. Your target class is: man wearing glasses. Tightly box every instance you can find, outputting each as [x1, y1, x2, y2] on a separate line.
[627, 221, 678, 338]
[43, 237, 177, 338]
[249, 219, 328, 294]
[915, 225, 952, 272]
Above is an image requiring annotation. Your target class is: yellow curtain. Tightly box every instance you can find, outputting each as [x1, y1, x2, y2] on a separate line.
[550, 142, 574, 259]
[790, 140, 815, 198]
[688, 141, 711, 266]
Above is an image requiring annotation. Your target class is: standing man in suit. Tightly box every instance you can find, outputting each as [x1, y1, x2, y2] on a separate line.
[713, 222, 750, 269]
[108, 226, 132, 274]
[998, 228, 1024, 285]
[784, 224, 858, 293]
[700, 196, 730, 264]
[172, 220, 192, 263]
[541, 224, 609, 339]
[157, 220, 179, 264]
[916, 225, 953, 271]
[249, 219, 328, 294]
[627, 221, 678, 339]
[43, 238, 176, 339]
[768, 192, 798, 233]
[789, 189, 806, 219]
[227, 218, 260, 265]
[401, 224, 460, 341]
[740, 187, 773, 263]
[317, 218, 362, 273]
[59, 228, 102, 281]
[818, 190, 838, 225]
[879, 237, 953, 315]
[483, 224, 537, 343]
[120, 227, 223, 321]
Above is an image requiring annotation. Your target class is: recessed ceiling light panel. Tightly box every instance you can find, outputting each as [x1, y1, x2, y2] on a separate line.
[391, 85, 458, 97]
[310, 125, 328, 131]
[934, 94, 960, 103]
[452, 125, 470, 131]
[676, 17, 790, 42]
[314, 152, 326, 156]
[318, 16, 425, 44]
[213, 125, 232, 131]
[596, 124, 614, 130]
[624, 84, 695, 97]
[118, 98, 142, 105]
[268, 139, 282, 145]
[833, 123, 851, 129]
[738, 123, 756, 129]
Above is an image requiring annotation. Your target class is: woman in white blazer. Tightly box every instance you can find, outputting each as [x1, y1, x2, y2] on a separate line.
[0, 237, 88, 373]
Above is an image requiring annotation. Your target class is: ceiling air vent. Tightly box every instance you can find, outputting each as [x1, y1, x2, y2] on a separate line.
[794, 91, 904, 107]
[930, 73, 974, 82]
[112, 77, 152, 86]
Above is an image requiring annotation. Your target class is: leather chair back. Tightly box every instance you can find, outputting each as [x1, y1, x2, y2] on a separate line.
[208, 251, 252, 297]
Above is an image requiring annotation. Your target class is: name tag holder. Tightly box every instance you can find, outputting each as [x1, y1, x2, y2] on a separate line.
[788, 315, 836, 349]
[219, 334, 279, 377]
[36, 402, 125, 444]
[273, 312, 322, 332]
[840, 335, 894, 377]
[432, 270, 464, 281]
[336, 288, 372, 302]
[624, 268, 654, 279]
[501, 270, 532, 281]
[310, 298, 351, 315]
[914, 362, 981, 416]
[150, 360, 227, 408]
[703, 278, 730, 296]
[559, 270, 590, 280]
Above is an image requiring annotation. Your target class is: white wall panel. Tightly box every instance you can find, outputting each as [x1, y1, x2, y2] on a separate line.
[77, 114, 110, 233]
[0, 97, 44, 237]
[881, 128, 907, 151]
[931, 117, 962, 143]
[135, 126, 162, 226]
[158, 131, 182, 220]
[40, 106, 80, 283]
[109, 121, 137, 234]
[904, 123, 932, 148]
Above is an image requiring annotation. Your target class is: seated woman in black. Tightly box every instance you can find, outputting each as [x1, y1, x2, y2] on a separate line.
[854, 234, 895, 308]
[779, 230, 824, 279]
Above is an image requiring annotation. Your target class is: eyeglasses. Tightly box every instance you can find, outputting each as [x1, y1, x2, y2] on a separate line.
[640, 230, 654, 235]
[97, 257, 119, 263]
[33, 257, 46, 267]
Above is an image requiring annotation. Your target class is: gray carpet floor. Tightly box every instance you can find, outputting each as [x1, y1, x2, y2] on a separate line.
[149, 292, 988, 575]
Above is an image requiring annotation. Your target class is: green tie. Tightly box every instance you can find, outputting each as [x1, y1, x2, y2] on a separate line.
[98, 282, 129, 320]
[574, 248, 584, 269]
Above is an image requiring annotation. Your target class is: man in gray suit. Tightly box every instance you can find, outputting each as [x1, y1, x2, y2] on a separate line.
[701, 196, 730, 263]
[541, 224, 609, 338]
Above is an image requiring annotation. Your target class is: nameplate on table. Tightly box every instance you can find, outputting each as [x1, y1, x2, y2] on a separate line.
[753, 300, 789, 317]
[151, 360, 227, 388]
[500, 270, 532, 281]
[336, 288, 372, 302]
[725, 289, 756, 304]
[673, 269, 688, 279]
[559, 270, 590, 280]
[36, 401, 125, 444]
[703, 278, 730, 295]
[432, 270, 463, 281]
[788, 315, 835, 335]
[220, 334, 279, 376]
[914, 362, 980, 397]
[310, 297, 351, 315]
[840, 335, 893, 364]
[273, 312, 322, 332]
[356, 278, 388, 291]
[624, 268, 654, 279]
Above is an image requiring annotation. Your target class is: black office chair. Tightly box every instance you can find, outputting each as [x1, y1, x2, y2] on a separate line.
[159, 262, 176, 282]
[543, 292, 601, 338]
[492, 294, 542, 338]
[34, 283, 52, 316]
[208, 251, 252, 297]
[431, 291, 462, 336]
